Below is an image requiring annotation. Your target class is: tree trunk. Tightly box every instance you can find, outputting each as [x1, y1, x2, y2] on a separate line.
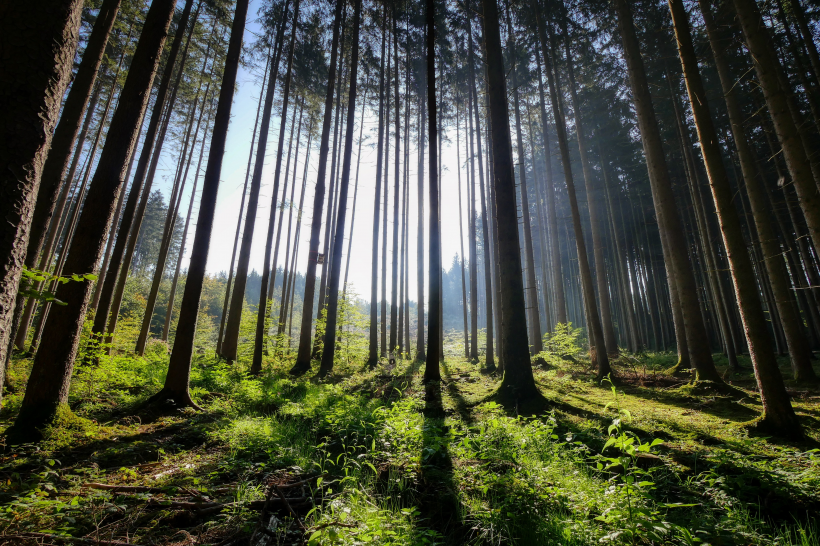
[416, 57, 427, 362]
[612, 0, 721, 382]
[670, 0, 803, 435]
[466, 8, 495, 368]
[534, 49, 567, 325]
[137, 66, 208, 355]
[564, 30, 618, 357]
[389, 11, 401, 363]
[319, 0, 362, 377]
[701, 0, 816, 382]
[252, 0, 301, 375]
[507, 7, 543, 355]
[149, 0, 249, 407]
[536, 11, 610, 378]
[9, 0, 178, 438]
[218, 16, 284, 356]
[481, 0, 538, 403]
[731, 0, 820, 262]
[424, 0, 442, 381]
[457, 95, 470, 358]
[0, 0, 84, 403]
[164, 102, 211, 342]
[381, 33, 391, 359]
[92, 0, 196, 343]
[291, 0, 344, 374]
[222, 4, 293, 362]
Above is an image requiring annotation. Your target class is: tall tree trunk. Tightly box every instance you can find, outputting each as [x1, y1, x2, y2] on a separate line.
[670, 0, 803, 435]
[148, 0, 248, 406]
[457, 95, 470, 358]
[218, 19, 283, 356]
[536, 11, 610, 377]
[564, 30, 618, 357]
[0, 0, 84, 401]
[367, 13, 387, 367]
[424, 0, 442, 381]
[481, 0, 538, 402]
[222, 3, 293, 362]
[24, 0, 122, 282]
[92, 0, 196, 343]
[9, 0, 178, 438]
[467, 7, 495, 368]
[319, 0, 362, 377]
[137, 68, 208, 355]
[534, 48, 567, 325]
[343, 92, 367, 299]
[164, 102, 211, 342]
[252, 0, 301, 375]
[507, 7, 543, 355]
[701, 0, 816, 382]
[731, 0, 820, 262]
[612, 0, 721, 382]
[382, 33, 391, 358]
[416, 63, 427, 361]
[291, 0, 344, 374]
[389, 11, 402, 363]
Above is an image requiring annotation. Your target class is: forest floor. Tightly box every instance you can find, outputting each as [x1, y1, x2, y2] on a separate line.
[1, 333, 819, 545]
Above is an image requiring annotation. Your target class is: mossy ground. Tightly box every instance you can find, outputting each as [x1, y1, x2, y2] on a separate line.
[1, 332, 819, 545]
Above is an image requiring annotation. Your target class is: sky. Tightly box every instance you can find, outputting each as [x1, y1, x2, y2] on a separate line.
[152, 2, 480, 306]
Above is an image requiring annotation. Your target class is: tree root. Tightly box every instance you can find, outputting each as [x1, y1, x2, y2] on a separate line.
[143, 387, 203, 411]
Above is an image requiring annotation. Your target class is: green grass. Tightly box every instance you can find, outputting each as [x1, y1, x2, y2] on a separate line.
[1, 330, 819, 545]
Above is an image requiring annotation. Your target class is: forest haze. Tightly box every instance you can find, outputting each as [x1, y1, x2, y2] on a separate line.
[1, 0, 820, 543]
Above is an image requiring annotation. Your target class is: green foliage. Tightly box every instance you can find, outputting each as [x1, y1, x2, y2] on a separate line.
[18, 267, 97, 306]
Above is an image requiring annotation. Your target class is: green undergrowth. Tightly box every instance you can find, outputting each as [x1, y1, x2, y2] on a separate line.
[1, 333, 819, 545]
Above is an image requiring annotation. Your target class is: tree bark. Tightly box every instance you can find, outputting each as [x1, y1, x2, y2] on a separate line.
[731, 0, 820, 263]
[367, 12, 387, 367]
[670, 0, 802, 436]
[149, 0, 248, 407]
[252, 0, 301, 375]
[424, 0, 442, 381]
[92, 0, 196, 344]
[222, 3, 293, 362]
[9, 0, 178, 438]
[563, 29, 618, 357]
[507, 6, 543, 355]
[481, 0, 538, 403]
[612, 0, 721, 382]
[0, 0, 84, 405]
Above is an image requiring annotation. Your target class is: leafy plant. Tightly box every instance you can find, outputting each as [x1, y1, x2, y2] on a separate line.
[19, 267, 97, 306]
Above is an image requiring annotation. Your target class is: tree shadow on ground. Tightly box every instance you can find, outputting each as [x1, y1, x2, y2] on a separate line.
[618, 384, 761, 422]
[416, 381, 464, 543]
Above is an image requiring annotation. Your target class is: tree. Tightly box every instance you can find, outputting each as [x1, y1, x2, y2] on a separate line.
[424, 0, 442, 381]
[612, 0, 722, 382]
[148, 0, 249, 407]
[668, 0, 803, 437]
[291, 0, 344, 375]
[730, 0, 820, 271]
[480, 0, 539, 404]
[92, 0, 197, 345]
[7, 0, 122, 357]
[221, 0, 292, 363]
[0, 0, 84, 404]
[319, 0, 362, 377]
[8, 0, 179, 440]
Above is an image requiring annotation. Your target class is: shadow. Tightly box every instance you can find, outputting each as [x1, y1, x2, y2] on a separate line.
[416, 381, 464, 542]
[620, 383, 760, 423]
[441, 362, 477, 425]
